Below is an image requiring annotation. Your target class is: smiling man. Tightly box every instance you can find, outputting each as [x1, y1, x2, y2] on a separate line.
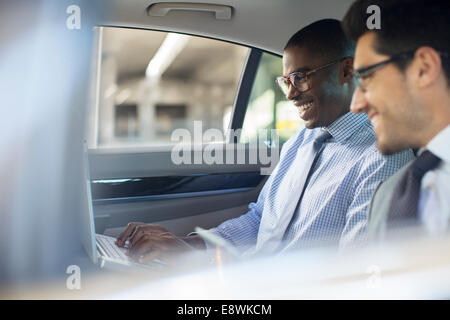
[342, 0, 450, 237]
[116, 19, 414, 263]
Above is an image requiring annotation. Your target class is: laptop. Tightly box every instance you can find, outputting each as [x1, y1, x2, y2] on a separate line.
[80, 143, 165, 270]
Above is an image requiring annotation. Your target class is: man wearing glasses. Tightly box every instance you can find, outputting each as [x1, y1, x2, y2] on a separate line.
[342, 0, 450, 238]
[116, 19, 413, 263]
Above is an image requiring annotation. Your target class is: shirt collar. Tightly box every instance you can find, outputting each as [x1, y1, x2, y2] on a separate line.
[324, 112, 369, 143]
[424, 125, 450, 163]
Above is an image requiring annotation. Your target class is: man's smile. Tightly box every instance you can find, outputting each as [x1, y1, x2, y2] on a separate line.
[367, 108, 380, 128]
[294, 98, 315, 120]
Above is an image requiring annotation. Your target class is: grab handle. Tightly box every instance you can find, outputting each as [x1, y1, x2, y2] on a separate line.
[147, 2, 233, 20]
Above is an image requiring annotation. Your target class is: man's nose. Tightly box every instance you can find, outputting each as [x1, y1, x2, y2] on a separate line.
[286, 83, 300, 100]
[350, 86, 368, 114]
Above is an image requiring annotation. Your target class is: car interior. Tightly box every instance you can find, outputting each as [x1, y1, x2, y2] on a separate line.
[0, 0, 363, 287]
[3, 0, 449, 300]
[86, 0, 354, 239]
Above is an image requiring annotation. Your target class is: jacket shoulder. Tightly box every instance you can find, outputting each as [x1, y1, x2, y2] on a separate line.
[367, 160, 414, 239]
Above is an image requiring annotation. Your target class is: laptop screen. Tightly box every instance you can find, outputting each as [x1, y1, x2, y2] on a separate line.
[80, 142, 98, 264]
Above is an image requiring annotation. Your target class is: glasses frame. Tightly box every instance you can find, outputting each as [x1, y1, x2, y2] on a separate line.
[352, 51, 416, 91]
[354, 50, 449, 91]
[276, 57, 346, 95]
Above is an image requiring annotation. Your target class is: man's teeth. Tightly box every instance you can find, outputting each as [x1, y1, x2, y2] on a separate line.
[298, 102, 313, 111]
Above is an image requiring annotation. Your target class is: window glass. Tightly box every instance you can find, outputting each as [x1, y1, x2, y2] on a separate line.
[89, 27, 249, 148]
[240, 52, 303, 146]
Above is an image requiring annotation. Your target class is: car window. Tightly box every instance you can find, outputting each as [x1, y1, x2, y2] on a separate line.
[88, 27, 249, 148]
[240, 52, 303, 146]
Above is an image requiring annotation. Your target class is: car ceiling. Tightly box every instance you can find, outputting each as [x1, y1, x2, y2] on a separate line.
[97, 0, 355, 55]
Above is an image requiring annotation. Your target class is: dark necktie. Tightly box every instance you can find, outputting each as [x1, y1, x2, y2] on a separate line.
[388, 150, 441, 222]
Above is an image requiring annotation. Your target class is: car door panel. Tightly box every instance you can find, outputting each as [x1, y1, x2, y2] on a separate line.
[89, 144, 271, 233]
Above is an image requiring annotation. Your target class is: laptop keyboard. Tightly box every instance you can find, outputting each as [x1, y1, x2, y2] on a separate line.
[96, 233, 167, 268]
[96, 234, 130, 261]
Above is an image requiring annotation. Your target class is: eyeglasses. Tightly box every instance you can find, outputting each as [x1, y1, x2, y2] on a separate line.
[352, 51, 415, 91]
[354, 50, 450, 91]
[276, 58, 345, 96]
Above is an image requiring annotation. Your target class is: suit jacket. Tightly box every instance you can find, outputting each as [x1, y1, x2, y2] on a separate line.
[367, 159, 415, 240]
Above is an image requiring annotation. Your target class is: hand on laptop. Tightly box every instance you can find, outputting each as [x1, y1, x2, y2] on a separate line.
[129, 231, 196, 264]
[116, 222, 200, 264]
[116, 222, 169, 248]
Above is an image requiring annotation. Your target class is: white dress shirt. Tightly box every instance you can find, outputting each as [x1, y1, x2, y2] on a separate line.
[418, 125, 450, 235]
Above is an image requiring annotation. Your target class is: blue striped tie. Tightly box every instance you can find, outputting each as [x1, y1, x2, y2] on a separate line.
[255, 129, 332, 253]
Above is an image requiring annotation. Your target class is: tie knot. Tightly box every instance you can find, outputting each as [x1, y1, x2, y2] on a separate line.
[314, 130, 332, 145]
[412, 150, 441, 178]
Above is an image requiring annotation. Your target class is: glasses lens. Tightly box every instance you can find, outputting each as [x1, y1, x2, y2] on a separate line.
[352, 71, 367, 90]
[291, 73, 308, 92]
[276, 77, 289, 95]
[276, 73, 310, 95]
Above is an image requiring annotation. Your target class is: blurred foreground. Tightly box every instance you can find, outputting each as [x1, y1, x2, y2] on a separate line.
[2, 230, 450, 299]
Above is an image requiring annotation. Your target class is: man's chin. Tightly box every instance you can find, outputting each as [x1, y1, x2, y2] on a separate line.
[304, 122, 315, 129]
[303, 118, 319, 129]
[377, 139, 408, 155]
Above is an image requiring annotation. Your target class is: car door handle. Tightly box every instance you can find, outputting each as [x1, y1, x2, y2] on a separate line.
[147, 2, 233, 20]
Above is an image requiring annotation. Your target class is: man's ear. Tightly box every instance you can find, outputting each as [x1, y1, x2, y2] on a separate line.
[412, 47, 442, 89]
[339, 57, 354, 85]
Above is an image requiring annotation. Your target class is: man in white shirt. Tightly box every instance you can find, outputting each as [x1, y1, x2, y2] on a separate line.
[417, 129, 450, 234]
[342, 0, 450, 237]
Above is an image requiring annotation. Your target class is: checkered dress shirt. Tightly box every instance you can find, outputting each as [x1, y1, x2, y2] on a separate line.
[208, 112, 415, 253]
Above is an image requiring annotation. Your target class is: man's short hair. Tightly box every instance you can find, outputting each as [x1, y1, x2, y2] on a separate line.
[284, 19, 355, 62]
[342, 0, 450, 81]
